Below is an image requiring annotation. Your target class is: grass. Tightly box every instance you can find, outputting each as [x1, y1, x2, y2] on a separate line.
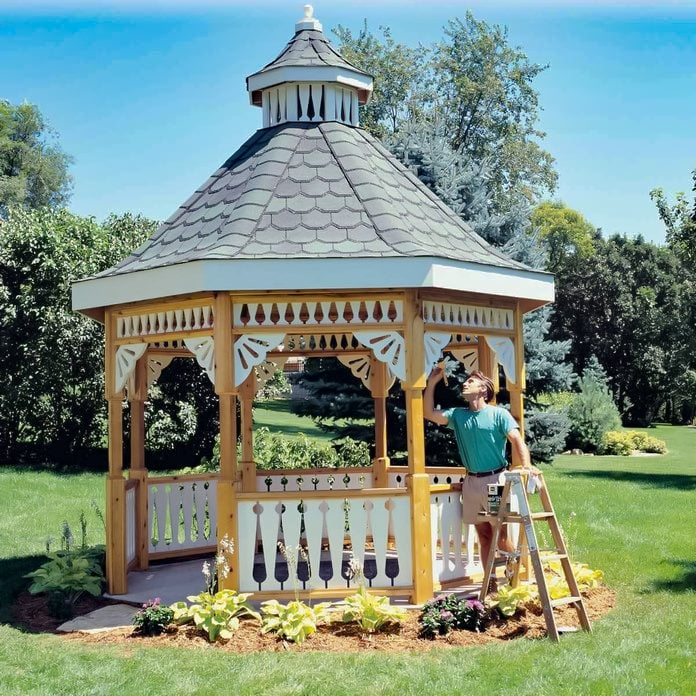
[1, 424, 695, 694]
[254, 399, 336, 444]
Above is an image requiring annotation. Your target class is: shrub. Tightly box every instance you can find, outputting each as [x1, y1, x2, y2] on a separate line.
[566, 376, 622, 452]
[601, 431, 634, 456]
[524, 409, 571, 464]
[601, 430, 667, 455]
[132, 598, 174, 636]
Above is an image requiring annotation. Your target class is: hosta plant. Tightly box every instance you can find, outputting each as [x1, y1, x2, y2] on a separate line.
[487, 582, 538, 617]
[170, 589, 260, 642]
[260, 599, 332, 644]
[340, 586, 407, 633]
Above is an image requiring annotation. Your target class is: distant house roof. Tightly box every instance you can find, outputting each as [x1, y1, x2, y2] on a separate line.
[97, 121, 529, 279]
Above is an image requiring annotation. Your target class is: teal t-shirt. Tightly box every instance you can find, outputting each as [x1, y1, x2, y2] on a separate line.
[442, 405, 518, 473]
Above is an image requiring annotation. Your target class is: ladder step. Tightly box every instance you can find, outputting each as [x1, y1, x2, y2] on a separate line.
[530, 512, 555, 519]
[550, 596, 584, 608]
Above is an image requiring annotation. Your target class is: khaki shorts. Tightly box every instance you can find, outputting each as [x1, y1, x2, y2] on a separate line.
[460, 470, 506, 525]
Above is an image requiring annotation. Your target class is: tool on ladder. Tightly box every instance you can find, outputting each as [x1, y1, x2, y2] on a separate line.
[477, 469, 592, 642]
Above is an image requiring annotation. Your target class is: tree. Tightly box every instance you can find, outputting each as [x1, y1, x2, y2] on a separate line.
[550, 235, 696, 425]
[332, 22, 426, 139]
[0, 208, 153, 462]
[531, 201, 597, 271]
[0, 101, 73, 214]
[334, 12, 557, 208]
[650, 169, 696, 271]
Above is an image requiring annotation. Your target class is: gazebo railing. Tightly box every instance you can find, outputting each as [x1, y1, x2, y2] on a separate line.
[236, 488, 412, 596]
[256, 467, 373, 493]
[147, 475, 218, 558]
[125, 478, 138, 569]
[137, 467, 485, 592]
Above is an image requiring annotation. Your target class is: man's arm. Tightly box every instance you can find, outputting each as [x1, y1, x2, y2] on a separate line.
[506, 427, 536, 470]
[423, 367, 449, 425]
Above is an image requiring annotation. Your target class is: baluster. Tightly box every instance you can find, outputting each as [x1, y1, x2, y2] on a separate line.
[324, 498, 347, 589]
[181, 484, 195, 545]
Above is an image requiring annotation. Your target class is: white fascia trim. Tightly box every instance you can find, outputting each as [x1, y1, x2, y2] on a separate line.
[247, 66, 372, 99]
[71, 257, 554, 312]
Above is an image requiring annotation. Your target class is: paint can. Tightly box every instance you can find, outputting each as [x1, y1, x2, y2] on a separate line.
[487, 484, 504, 513]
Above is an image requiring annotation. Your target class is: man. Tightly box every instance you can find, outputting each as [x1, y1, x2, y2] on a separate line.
[423, 367, 533, 586]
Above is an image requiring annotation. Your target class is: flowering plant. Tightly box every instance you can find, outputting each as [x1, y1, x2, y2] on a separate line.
[132, 598, 174, 636]
[419, 594, 490, 638]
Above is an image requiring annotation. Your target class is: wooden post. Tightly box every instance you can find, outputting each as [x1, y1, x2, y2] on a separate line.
[403, 291, 434, 604]
[478, 337, 500, 404]
[104, 309, 128, 594]
[129, 355, 149, 570]
[370, 357, 390, 489]
[509, 303, 526, 468]
[214, 292, 239, 590]
[239, 372, 256, 493]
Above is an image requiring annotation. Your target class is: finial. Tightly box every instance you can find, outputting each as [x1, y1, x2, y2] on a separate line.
[295, 3, 322, 32]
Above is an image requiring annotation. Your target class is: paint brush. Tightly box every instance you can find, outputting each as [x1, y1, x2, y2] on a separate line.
[438, 360, 448, 386]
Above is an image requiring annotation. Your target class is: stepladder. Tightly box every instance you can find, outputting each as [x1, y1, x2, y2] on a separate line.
[477, 469, 592, 641]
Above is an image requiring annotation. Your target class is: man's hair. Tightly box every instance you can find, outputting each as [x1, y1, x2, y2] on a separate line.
[469, 370, 495, 402]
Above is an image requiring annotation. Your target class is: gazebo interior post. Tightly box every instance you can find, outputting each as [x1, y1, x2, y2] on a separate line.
[478, 336, 500, 403]
[214, 292, 240, 590]
[129, 354, 149, 570]
[370, 356, 390, 488]
[509, 302, 527, 467]
[238, 371, 257, 493]
[104, 308, 128, 594]
[403, 291, 434, 603]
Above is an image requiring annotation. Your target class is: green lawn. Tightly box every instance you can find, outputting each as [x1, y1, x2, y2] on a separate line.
[1, 424, 694, 695]
[253, 399, 335, 444]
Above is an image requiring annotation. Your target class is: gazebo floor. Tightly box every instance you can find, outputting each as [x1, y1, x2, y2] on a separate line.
[104, 559, 492, 609]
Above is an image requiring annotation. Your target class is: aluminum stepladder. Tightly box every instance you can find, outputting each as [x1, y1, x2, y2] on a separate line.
[477, 469, 592, 642]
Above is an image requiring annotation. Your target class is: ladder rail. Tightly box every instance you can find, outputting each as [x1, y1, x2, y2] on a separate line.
[477, 470, 592, 641]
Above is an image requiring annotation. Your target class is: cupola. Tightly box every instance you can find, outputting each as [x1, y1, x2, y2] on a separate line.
[245, 4, 373, 128]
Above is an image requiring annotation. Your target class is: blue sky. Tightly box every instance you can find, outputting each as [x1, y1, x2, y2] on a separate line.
[2, 0, 695, 244]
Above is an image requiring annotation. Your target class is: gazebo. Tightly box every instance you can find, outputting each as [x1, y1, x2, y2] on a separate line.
[72, 5, 553, 605]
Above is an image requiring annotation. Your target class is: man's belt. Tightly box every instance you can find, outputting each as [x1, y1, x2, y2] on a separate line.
[467, 465, 507, 478]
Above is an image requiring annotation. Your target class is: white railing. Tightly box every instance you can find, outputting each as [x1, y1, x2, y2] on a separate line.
[148, 476, 217, 555]
[430, 489, 480, 583]
[236, 490, 412, 594]
[125, 481, 137, 568]
[256, 468, 373, 493]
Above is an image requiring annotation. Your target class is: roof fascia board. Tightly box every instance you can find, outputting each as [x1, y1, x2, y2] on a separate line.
[247, 66, 372, 99]
[72, 257, 554, 313]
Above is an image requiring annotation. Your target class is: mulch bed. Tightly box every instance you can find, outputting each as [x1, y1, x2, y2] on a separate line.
[12, 586, 615, 653]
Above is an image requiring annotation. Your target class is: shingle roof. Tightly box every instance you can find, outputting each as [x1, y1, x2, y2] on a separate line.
[98, 122, 529, 278]
[247, 28, 370, 82]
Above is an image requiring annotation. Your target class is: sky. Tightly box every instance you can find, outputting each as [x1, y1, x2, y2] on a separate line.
[2, 0, 695, 245]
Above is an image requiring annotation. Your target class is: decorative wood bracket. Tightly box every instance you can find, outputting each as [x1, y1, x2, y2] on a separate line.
[255, 357, 289, 391]
[423, 332, 451, 376]
[115, 343, 147, 393]
[337, 354, 397, 392]
[449, 347, 479, 373]
[147, 355, 174, 387]
[183, 337, 215, 385]
[353, 331, 405, 381]
[481, 335, 516, 384]
[233, 334, 286, 387]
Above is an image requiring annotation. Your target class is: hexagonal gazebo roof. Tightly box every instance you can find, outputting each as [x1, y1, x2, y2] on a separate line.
[72, 7, 553, 319]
